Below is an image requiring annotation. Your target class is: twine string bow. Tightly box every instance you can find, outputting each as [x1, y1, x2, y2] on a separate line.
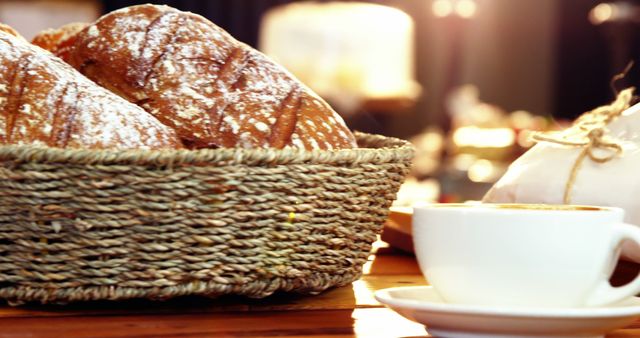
[531, 87, 634, 204]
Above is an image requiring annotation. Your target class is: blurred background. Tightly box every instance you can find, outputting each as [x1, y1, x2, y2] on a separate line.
[2, 0, 639, 204]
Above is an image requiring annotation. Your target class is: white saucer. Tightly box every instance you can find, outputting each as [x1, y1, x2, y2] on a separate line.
[374, 286, 640, 338]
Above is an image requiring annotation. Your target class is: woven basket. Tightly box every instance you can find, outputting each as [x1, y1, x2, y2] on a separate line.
[0, 132, 413, 304]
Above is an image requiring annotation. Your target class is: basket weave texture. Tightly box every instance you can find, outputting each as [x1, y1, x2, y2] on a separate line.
[0, 132, 413, 304]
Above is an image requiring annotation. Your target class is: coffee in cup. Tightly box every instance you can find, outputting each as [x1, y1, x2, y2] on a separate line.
[412, 203, 640, 308]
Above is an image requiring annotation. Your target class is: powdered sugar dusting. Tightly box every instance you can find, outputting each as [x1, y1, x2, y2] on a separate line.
[163, 59, 176, 75]
[289, 95, 357, 150]
[0, 31, 181, 149]
[255, 121, 269, 132]
[308, 138, 319, 149]
[87, 25, 99, 38]
[223, 115, 240, 134]
[64, 4, 356, 149]
[31, 22, 88, 57]
[290, 133, 304, 148]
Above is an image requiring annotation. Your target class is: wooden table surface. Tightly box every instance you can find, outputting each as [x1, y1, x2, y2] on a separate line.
[1, 243, 640, 338]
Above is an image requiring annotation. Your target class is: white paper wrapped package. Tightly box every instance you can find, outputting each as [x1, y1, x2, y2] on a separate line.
[484, 90, 640, 262]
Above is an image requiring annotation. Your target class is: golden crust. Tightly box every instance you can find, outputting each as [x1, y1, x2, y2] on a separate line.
[32, 22, 88, 61]
[0, 23, 23, 39]
[0, 30, 183, 150]
[63, 4, 357, 150]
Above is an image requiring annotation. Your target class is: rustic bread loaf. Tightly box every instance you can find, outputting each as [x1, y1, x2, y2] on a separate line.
[0, 29, 183, 149]
[0, 23, 22, 38]
[32, 22, 88, 62]
[55, 4, 357, 150]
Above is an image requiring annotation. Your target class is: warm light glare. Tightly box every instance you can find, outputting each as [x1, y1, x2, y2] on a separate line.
[509, 110, 534, 129]
[590, 3, 614, 24]
[260, 2, 419, 110]
[352, 308, 428, 337]
[453, 154, 477, 171]
[455, 0, 477, 18]
[453, 126, 516, 148]
[517, 130, 535, 148]
[393, 178, 441, 207]
[468, 159, 495, 183]
[432, 0, 453, 17]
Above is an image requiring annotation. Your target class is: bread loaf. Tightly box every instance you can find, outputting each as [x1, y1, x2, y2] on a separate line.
[55, 4, 357, 150]
[0, 23, 22, 38]
[0, 29, 182, 149]
[32, 22, 88, 62]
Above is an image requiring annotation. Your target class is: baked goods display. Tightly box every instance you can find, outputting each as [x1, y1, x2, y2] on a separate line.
[44, 4, 357, 150]
[1, 4, 358, 151]
[0, 7, 412, 305]
[0, 29, 182, 149]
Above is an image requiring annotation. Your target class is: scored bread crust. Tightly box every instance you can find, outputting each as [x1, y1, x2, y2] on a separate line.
[31, 22, 88, 62]
[0, 30, 183, 149]
[60, 4, 357, 150]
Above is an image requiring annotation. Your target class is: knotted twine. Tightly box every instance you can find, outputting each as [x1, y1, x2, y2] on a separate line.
[531, 87, 634, 204]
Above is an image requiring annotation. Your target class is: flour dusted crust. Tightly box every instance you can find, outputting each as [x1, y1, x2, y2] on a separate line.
[61, 4, 357, 150]
[0, 30, 183, 149]
[31, 22, 88, 62]
[0, 23, 22, 39]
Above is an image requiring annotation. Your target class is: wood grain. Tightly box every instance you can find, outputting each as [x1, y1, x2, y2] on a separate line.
[0, 246, 637, 338]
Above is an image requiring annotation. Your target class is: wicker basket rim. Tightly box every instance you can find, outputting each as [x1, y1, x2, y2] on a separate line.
[0, 132, 414, 166]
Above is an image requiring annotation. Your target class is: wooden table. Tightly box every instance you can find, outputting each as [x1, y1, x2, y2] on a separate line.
[1, 243, 640, 338]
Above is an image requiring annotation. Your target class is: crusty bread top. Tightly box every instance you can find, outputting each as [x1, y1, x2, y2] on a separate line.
[64, 4, 357, 150]
[0, 23, 22, 39]
[0, 30, 183, 149]
[31, 22, 88, 61]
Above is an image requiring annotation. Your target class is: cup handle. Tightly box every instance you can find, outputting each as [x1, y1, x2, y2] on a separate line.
[585, 222, 640, 307]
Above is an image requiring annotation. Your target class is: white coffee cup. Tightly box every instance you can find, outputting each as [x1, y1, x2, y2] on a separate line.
[412, 203, 640, 308]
